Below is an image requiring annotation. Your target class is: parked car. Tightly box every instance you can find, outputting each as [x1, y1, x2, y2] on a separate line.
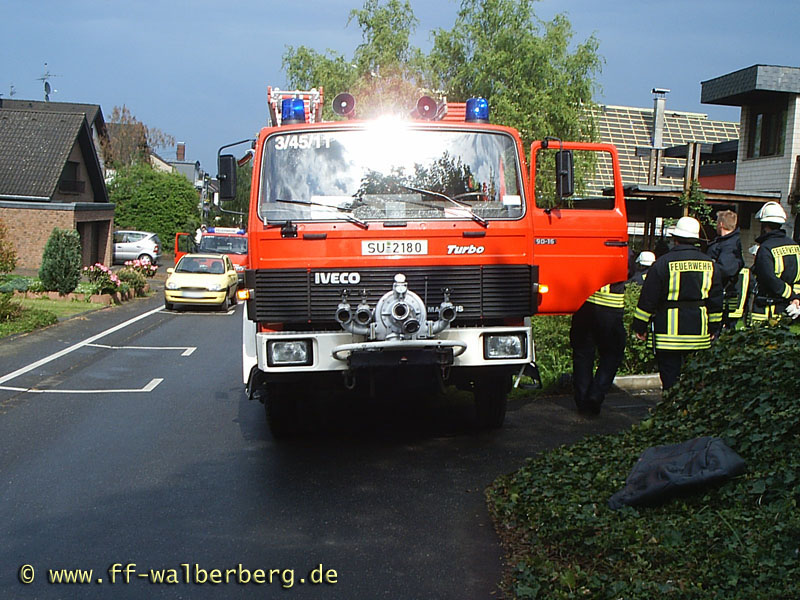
[113, 230, 162, 265]
[164, 253, 238, 311]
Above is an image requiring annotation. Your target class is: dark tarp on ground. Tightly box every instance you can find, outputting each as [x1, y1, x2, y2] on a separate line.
[609, 436, 745, 510]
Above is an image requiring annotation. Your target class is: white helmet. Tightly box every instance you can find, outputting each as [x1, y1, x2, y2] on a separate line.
[636, 251, 656, 267]
[755, 201, 786, 224]
[669, 216, 701, 240]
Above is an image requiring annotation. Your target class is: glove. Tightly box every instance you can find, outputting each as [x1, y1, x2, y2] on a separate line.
[785, 303, 800, 319]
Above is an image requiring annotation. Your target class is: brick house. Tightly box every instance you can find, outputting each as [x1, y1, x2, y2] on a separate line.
[0, 108, 114, 269]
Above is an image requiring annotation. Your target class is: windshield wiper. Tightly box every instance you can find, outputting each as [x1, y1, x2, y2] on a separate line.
[269, 198, 369, 229]
[400, 185, 488, 227]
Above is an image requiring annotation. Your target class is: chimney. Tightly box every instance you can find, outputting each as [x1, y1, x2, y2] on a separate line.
[651, 88, 669, 149]
[176, 142, 186, 162]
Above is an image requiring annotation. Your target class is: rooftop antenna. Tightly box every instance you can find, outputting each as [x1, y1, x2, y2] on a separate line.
[37, 63, 59, 102]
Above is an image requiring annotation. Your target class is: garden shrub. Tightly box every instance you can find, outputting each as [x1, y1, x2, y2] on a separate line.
[487, 324, 800, 599]
[39, 228, 82, 294]
[82, 263, 121, 295]
[0, 277, 29, 293]
[0, 292, 23, 321]
[0, 218, 17, 273]
[123, 259, 158, 278]
[117, 268, 147, 296]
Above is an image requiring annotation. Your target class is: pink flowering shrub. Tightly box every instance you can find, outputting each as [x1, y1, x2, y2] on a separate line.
[124, 259, 158, 278]
[83, 263, 121, 295]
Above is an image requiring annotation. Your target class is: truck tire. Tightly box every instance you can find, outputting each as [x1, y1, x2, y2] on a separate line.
[264, 385, 298, 438]
[474, 378, 508, 429]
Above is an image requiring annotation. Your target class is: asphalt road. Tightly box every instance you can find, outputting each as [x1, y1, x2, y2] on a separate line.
[0, 290, 659, 599]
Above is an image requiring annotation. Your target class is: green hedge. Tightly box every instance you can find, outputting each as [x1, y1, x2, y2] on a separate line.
[487, 324, 800, 598]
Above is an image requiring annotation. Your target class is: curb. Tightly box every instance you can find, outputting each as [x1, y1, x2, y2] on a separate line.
[613, 374, 662, 392]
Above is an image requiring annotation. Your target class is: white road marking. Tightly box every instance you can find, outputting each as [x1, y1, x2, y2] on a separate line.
[0, 306, 165, 386]
[0, 378, 164, 394]
[86, 343, 196, 356]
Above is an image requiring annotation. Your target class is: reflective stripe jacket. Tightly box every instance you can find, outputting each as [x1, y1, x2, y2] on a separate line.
[632, 243, 724, 350]
[586, 281, 626, 310]
[750, 228, 800, 322]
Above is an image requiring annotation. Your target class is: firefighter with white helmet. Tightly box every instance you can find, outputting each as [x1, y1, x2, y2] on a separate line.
[631, 216, 724, 390]
[629, 251, 655, 285]
[750, 202, 800, 323]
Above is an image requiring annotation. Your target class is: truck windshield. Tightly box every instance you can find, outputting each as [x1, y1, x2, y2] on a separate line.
[198, 235, 247, 255]
[259, 125, 523, 223]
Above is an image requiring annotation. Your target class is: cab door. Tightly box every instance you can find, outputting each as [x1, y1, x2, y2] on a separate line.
[530, 141, 628, 314]
[174, 232, 197, 263]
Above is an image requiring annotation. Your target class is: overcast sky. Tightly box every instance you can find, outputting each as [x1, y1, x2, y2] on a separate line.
[2, 0, 795, 174]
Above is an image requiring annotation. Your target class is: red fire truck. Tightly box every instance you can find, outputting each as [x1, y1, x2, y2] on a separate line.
[219, 88, 628, 437]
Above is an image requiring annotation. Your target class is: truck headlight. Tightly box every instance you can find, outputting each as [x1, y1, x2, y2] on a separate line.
[207, 283, 223, 291]
[267, 339, 313, 366]
[166, 280, 179, 290]
[484, 333, 526, 359]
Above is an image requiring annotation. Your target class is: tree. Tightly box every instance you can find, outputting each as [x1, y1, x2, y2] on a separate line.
[108, 162, 200, 250]
[427, 0, 601, 145]
[282, 0, 601, 145]
[103, 105, 176, 167]
[283, 0, 426, 120]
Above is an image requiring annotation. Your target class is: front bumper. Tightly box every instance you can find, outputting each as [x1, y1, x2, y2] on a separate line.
[253, 326, 532, 374]
[165, 290, 226, 305]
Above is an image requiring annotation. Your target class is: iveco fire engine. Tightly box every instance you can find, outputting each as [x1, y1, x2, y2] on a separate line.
[218, 87, 628, 437]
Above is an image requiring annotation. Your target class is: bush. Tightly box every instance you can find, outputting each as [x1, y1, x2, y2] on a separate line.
[123, 258, 158, 278]
[487, 324, 800, 599]
[108, 162, 200, 248]
[116, 268, 148, 295]
[0, 292, 23, 321]
[0, 218, 17, 273]
[83, 263, 121, 295]
[39, 228, 83, 294]
[0, 277, 29, 293]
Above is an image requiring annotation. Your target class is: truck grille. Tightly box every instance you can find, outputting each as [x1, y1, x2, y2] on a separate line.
[248, 265, 536, 326]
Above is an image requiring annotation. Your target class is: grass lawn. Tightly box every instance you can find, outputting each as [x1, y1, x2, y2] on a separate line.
[0, 296, 106, 339]
[16, 296, 107, 319]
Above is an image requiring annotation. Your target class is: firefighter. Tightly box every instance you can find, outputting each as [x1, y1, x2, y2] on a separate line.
[631, 216, 724, 390]
[706, 210, 745, 329]
[569, 271, 631, 416]
[629, 251, 655, 285]
[749, 201, 800, 324]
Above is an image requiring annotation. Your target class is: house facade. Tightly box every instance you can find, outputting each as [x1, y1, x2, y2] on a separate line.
[702, 64, 800, 249]
[0, 108, 113, 269]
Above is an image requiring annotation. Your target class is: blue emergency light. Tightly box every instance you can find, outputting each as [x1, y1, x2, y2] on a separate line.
[281, 98, 306, 124]
[465, 97, 489, 123]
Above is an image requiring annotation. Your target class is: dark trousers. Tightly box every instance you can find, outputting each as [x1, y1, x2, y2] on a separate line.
[570, 302, 626, 410]
[655, 350, 685, 390]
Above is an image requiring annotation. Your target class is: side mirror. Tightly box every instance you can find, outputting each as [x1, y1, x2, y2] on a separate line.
[555, 150, 574, 198]
[166, 268, 175, 274]
[218, 154, 237, 200]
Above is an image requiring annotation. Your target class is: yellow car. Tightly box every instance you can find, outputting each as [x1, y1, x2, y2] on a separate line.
[164, 253, 239, 311]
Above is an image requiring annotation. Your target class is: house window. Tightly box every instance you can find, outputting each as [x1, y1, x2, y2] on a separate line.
[59, 161, 85, 193]
[747, 103, 787, 158]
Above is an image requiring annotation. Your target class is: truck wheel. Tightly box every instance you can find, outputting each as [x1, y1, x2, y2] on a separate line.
[265, 385, 298, 438]
[164, 299, 173, 311]
[474, 380, 508, 429]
